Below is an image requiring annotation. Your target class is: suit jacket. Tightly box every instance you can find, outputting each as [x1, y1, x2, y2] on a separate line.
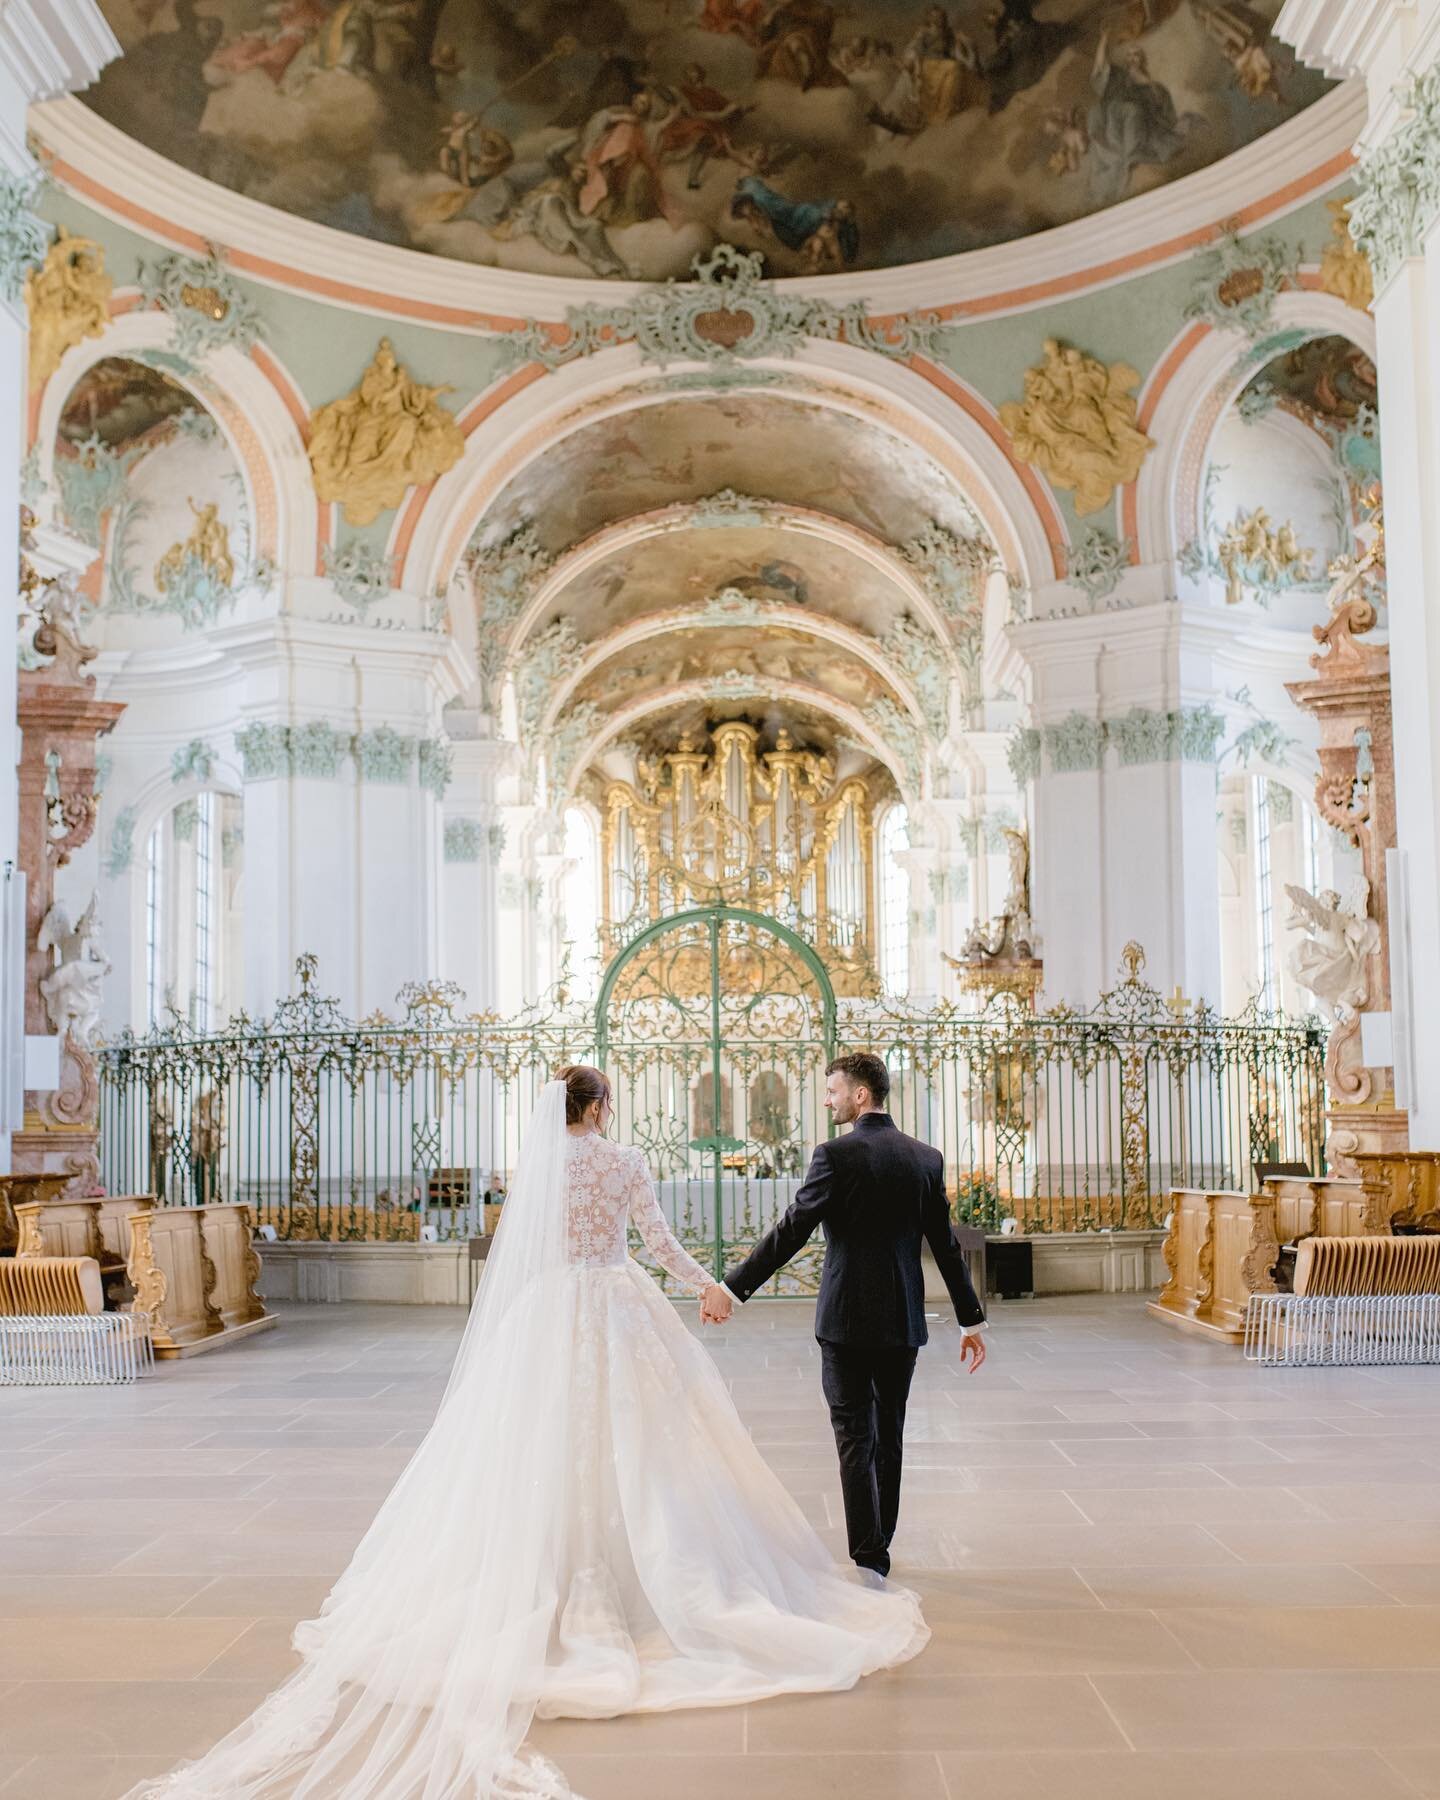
[723, 1112, 986, 1346]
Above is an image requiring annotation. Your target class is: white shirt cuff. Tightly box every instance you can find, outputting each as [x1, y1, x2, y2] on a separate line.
[960, 1320, 988, 1333]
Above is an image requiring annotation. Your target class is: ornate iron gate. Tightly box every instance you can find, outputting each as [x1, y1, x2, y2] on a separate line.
[596, 906, 836, 1292]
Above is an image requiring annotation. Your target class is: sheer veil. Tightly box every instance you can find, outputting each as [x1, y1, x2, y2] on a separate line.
[128, 1079, 581, 1800]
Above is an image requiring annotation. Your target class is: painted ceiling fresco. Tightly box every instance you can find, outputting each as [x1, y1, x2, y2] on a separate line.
[476, 391, 985, 549]
[570, 622, 899, 715]
[533, 525, 925, 643]
[85, 0, 1328, 282]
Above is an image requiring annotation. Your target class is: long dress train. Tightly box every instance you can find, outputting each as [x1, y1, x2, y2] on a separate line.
[125, 1086, 928, 1799]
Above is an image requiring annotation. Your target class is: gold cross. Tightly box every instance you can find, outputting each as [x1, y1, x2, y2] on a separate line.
[1165, 984, 1191, 1021]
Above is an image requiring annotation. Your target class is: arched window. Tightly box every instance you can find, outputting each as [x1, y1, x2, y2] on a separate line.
[140, 792, 242, 1030]
[1251, 776, 1277, 1009]
[561, 806, 600, 995]
[144, 822, 165, 1025]
[878, 804, 910, 996]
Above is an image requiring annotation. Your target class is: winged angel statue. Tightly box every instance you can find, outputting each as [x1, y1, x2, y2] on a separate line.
[37, 894, 110, 1047]
[1283, 876, 1380, 1020]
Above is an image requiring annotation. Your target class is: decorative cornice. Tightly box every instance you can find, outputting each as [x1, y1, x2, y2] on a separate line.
[493, 243, 945, 375]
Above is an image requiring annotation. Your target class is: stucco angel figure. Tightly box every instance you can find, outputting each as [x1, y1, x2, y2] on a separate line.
[1284, 877, 1379, 1021]
[37, 893, 111, 1047]
[155, 499, 236, 594]
[308, 339, 465, 526]
[25, 227, 112, 389]
[999, 338, 1154, 517]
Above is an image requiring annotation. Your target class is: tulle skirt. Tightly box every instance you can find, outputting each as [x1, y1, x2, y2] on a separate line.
[534, 1263, 929, 1715]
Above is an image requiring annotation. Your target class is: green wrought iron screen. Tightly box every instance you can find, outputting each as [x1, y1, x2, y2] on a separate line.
[97, 929, 1326, 1289]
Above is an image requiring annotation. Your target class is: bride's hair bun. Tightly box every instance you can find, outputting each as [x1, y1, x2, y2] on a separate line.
[555, 1064, 611, 1125]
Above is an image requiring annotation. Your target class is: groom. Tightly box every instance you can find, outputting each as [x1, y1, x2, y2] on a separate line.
[703, 1053, 987, 1578]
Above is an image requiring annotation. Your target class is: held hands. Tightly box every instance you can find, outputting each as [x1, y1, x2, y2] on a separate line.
[700, 1282, 734, 1326]
[959, 1330, 987, 1375]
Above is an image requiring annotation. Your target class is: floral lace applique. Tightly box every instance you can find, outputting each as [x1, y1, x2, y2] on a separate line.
[565, 1135, 711, 1293]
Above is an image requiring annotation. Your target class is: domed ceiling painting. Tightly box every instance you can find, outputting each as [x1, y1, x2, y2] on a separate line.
[85, 0, 1327, 282]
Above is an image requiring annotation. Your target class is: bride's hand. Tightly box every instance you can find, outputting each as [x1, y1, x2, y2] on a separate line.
[700, 1282, 733, 1325]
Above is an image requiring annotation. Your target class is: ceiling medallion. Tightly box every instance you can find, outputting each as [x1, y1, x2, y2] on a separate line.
[494, 243, 947, 374]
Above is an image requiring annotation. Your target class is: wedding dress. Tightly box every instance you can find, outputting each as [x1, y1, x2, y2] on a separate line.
[126, 1083, 929, 1799]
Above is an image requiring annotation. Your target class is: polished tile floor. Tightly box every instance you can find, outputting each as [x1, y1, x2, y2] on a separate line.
[4, 1294, 1440, 1799]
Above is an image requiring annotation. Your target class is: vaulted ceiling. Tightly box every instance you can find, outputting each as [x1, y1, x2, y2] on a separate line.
[461, 382, 994, 801]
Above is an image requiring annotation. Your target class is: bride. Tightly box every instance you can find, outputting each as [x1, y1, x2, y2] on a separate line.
[127, 1065, 929, 1799]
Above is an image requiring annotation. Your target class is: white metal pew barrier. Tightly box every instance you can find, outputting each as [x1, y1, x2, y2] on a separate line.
[1244, 1235, 1440, 1366]
[0, 1255, 153, 1383]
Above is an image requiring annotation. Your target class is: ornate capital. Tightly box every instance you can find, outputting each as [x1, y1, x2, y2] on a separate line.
[444, 818, 484, 863]
[1350, 65, 1440, 292]
[1043, 713, 1105, 774]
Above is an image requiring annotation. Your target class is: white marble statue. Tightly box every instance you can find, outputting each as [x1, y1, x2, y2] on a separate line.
[1283, 876, 1380, 1021]
[37, 892, 110, 1046]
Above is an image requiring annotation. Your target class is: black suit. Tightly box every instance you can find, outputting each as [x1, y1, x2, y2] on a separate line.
[724, 1112, 985, 1575]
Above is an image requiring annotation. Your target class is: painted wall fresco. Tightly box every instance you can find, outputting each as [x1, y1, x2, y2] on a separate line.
[86, 0, 1327, 282]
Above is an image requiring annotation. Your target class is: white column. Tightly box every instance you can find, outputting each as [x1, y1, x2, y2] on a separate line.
[1373, 254, 1440, 1140]
[440, 732, 509, 1010]
[1277, 0, 1440, 1140]
[1007, 605, 1226, 1006]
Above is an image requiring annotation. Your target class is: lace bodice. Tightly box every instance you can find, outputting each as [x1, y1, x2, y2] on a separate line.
[565, 1133, 712, 1294]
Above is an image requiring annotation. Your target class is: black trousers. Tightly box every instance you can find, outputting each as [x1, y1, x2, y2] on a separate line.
[818, 1340, 919, 1576]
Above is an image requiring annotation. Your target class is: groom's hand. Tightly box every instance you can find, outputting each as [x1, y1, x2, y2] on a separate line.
[700, 1283, 734, 1325]
[959, 1331, 987, 1374]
